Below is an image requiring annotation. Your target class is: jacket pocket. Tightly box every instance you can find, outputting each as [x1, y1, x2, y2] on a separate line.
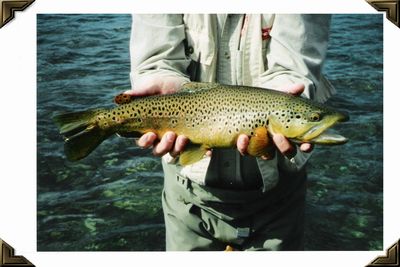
[185, 29, 215, 66]
[183, 15, 215, 66]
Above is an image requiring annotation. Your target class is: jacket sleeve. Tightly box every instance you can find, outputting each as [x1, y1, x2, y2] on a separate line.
[130, 15, 191, 87]
[259, 14, 332, 101]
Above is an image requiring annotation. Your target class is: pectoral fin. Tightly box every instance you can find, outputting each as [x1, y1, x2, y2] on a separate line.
[247, 127, 274, 158]
[179, 144, 209, 166]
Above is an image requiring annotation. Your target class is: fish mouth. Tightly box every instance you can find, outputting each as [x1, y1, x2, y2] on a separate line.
[295, 112, 349, 145]
[307, 129, 348, 144]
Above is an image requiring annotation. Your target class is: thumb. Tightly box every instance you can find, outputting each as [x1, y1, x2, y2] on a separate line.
[124, 76, 164, 97]
[278, 83, 305, 96]
[124, 83, 162, 97]
[124, 76, 186, 97]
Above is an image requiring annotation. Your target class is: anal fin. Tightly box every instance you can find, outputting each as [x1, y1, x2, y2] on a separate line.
[179, 144, 208, 166]
[247, 127, 274, 158]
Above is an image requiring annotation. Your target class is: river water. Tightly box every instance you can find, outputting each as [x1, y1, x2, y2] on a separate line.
[37, 14, 383, 251]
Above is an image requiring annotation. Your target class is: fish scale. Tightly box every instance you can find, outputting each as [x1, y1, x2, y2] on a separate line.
[54, 82, 349, 165]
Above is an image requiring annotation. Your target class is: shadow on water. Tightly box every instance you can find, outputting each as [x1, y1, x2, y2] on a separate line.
[37, 14, 383, 251]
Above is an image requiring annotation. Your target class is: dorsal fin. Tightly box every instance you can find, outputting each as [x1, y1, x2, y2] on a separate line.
[179, 82, 220, 93]
[114, 93, 134, 105]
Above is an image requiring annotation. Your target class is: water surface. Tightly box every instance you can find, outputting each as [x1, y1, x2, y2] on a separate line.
[37, 14, 383, 251]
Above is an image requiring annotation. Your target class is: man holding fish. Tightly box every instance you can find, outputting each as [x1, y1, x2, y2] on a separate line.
[126, 14, 339, 251]
[53, 14, 342, 250]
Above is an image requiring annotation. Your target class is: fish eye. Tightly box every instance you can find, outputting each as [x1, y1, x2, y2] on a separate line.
[308, 112, 321, 122]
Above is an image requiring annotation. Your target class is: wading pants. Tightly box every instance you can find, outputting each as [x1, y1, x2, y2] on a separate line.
[161, 160, 307, 251]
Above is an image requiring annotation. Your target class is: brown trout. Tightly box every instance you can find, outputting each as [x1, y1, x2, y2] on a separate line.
[54, 82, 349, 165]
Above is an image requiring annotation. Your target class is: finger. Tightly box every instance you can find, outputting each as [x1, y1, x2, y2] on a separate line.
[169, 135, 189, 158]
[278, 83, 305, 96]
[300, 143, 313, 153]
[136, 132, 158, 148]
[236, 134, 249, 155]
[272, 134, 295, 157]
[153, 132, 176, 156]
[259, 145, 276, 161]
[261, 154, 273, 160]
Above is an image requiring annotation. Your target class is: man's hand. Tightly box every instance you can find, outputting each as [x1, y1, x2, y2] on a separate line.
[236, 83, 313, 159]
[125, 76, 190, 158]
[136, 131, 189, 158]
[125, 76, 187, 96]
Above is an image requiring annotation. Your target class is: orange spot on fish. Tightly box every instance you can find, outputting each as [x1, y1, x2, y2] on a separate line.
[114, 93, 133, 105]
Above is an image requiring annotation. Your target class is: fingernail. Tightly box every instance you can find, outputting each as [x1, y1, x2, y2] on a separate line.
[239, 138, 245, 146]
[177, 136, 187, 149]
[166, 133, 174, 142]
[135, 139, 143, 148]
[274, 134, 283, 144]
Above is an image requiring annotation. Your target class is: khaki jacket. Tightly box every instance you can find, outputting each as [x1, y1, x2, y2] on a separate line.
[130, 14, 335, 191]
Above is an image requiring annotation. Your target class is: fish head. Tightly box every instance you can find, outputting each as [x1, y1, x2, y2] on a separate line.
[268, 98, 349, 145]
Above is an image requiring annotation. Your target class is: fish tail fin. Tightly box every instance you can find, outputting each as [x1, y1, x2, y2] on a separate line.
[53, 109, 109, 161]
